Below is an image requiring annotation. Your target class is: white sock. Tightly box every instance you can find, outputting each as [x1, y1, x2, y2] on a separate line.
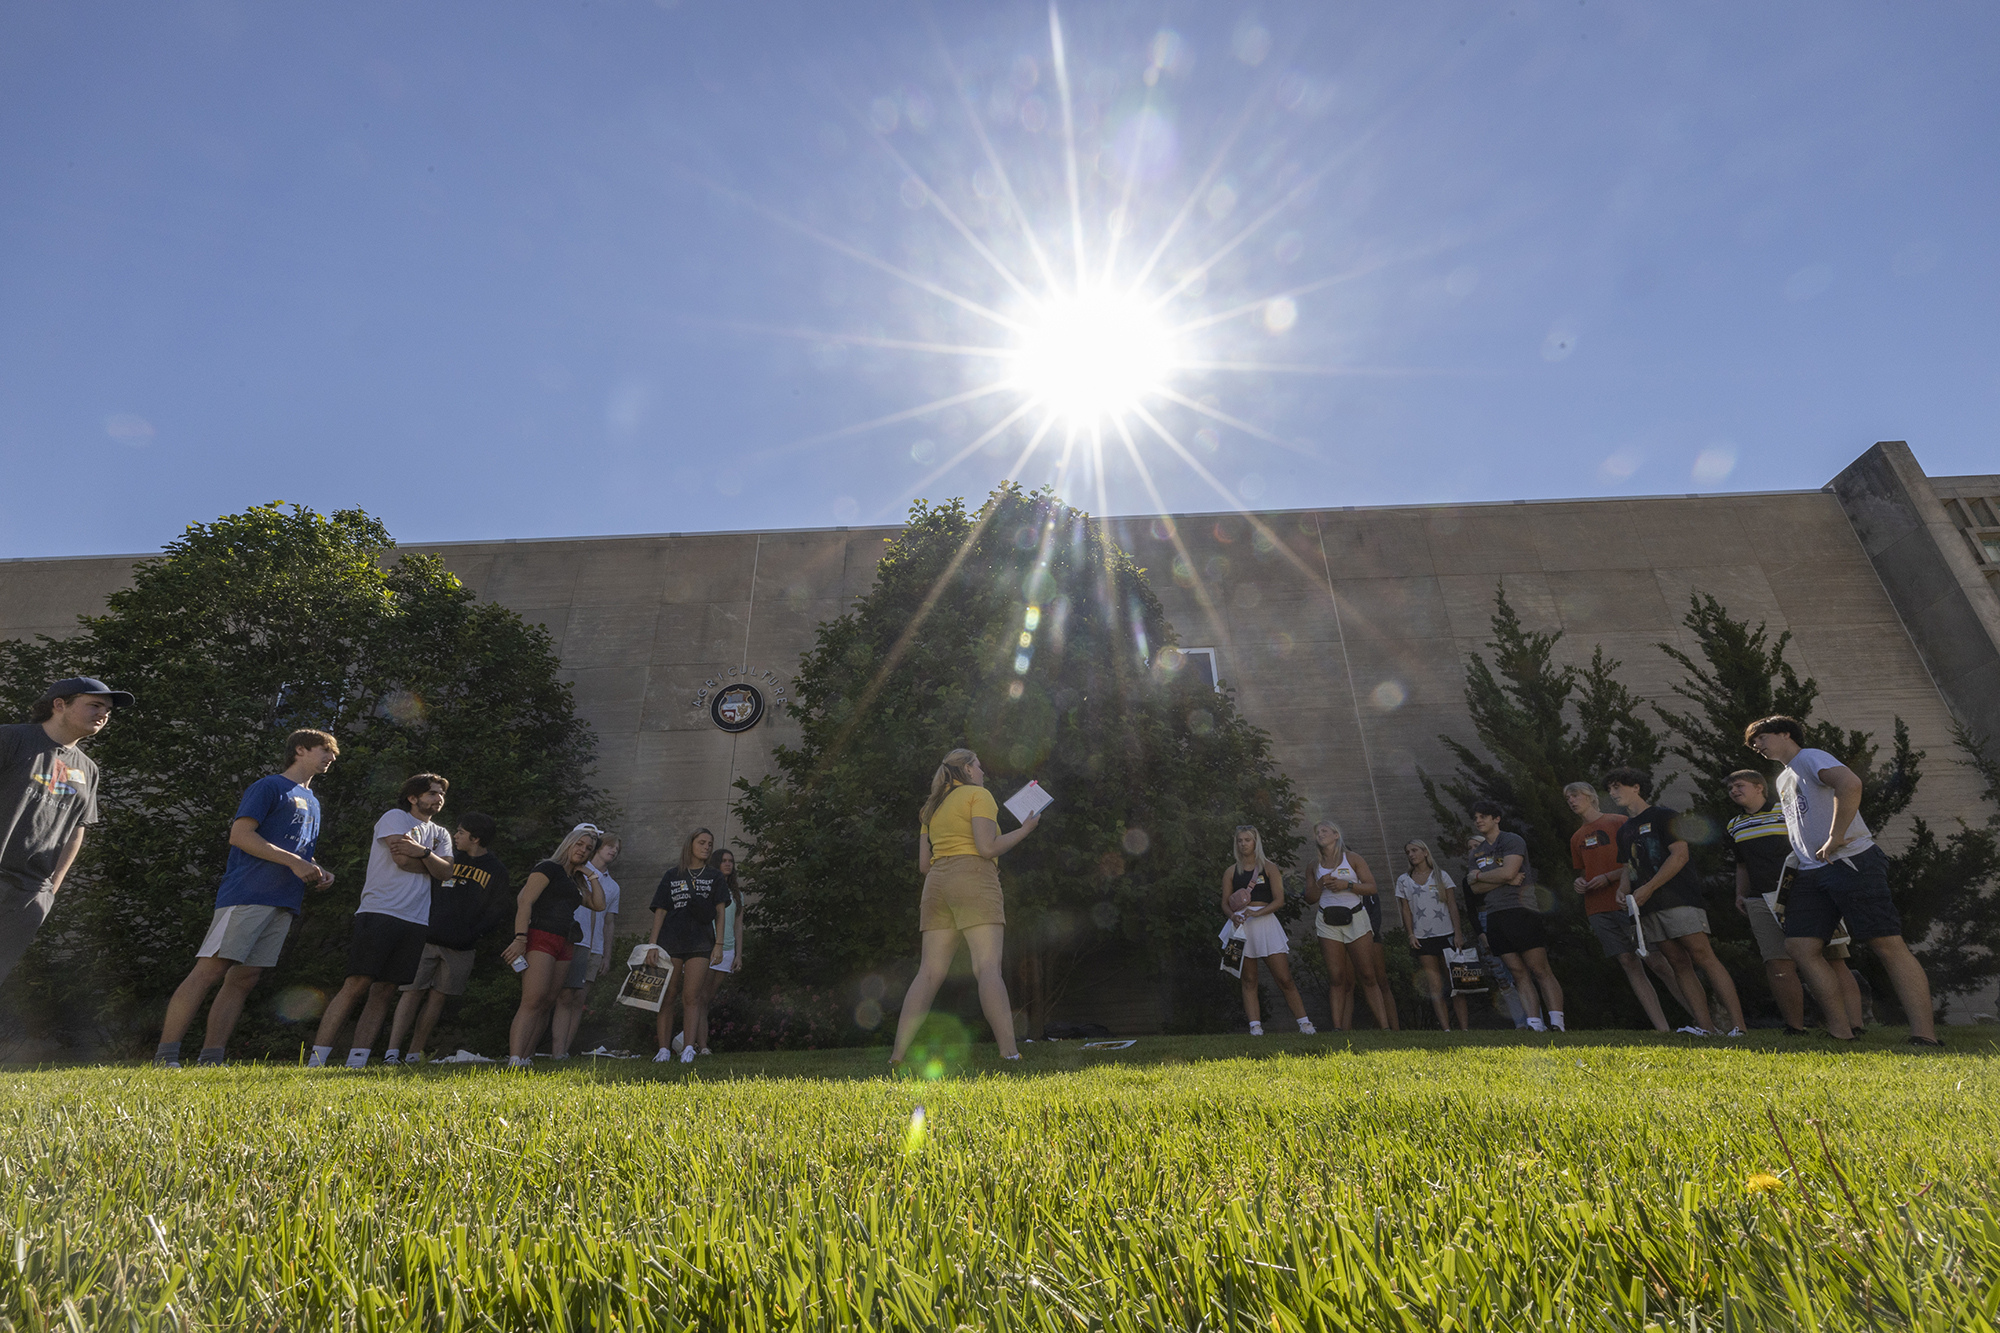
[1548, 1012, 1565, 1032]
[1526, 1018, 1547, 1032]
[307, 1045, 332, 1067]
[346, 1047, 370, 1068]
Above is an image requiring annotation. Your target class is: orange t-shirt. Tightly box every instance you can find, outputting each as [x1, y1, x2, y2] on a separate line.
[1570, 813, 1628, 916]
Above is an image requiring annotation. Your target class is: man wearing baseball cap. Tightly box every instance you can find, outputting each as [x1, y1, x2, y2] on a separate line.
[1, 677, 132, 985]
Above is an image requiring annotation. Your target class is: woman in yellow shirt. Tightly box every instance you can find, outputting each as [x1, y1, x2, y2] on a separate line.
[889, 748, 1040, 1070]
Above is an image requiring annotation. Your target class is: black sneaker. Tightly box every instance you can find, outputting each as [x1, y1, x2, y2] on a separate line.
[1906, 1035, 1944, 1049]
[1781, 1026, 1810, 1036]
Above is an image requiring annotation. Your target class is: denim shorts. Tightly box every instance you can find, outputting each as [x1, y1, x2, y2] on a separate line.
[1784, 845, 1899, 943]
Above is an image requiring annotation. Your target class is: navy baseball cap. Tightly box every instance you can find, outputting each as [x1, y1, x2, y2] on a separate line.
[37, 676, 135, 709]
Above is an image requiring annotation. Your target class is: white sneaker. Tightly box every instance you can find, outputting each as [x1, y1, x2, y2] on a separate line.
[1725, 1028, 1746, 1038]
[1248, 1021, 1264, 1036]
[698, 1047, 713, 1056]
[381, 1053, 400, 1066]
[1296, 1019, 1317, 1035]
[653, 1047, 673, 1063]
[1676, 1026, 1709, 1036]
[403, 1052, 425, 1066]
[507, 1056, 531, 1070]
[679, 1045, 696, 1063]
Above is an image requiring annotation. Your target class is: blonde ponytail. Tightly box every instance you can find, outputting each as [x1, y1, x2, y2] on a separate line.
[918, 748, 979, 829]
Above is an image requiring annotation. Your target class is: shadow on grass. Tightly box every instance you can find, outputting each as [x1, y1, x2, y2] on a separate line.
[371, 1023, 2000, 1085]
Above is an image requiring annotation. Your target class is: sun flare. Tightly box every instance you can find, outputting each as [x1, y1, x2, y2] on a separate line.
[1010, 289, 1179, 427]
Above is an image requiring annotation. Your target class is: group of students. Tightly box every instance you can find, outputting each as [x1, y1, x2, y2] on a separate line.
[0, 681, 1949, 1063]
[1213, 714, 1941, 1044]
[132, 726, 749, 1069]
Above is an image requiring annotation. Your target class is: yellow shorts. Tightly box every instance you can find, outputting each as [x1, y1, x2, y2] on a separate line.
[920, 855, 1005, 931]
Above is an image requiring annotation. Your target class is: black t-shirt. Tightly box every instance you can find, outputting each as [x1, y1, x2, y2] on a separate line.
[526, 859, 585, 938]
[428, 850, 510, 950]
[1616, 806, 1705, 912]
[0, 722, 101, 893]
[651, 866, 721, 954]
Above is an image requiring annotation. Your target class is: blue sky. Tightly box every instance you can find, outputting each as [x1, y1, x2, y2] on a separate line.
[2, 1, 1995, 559]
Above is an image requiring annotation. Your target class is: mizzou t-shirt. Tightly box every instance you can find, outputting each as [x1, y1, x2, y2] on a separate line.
[0, 722, 100, 893]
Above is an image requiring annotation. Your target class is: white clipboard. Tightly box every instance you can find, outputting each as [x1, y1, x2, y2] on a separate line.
[1004, 780, 1053, 824]
[1627, 894, 1648, 957]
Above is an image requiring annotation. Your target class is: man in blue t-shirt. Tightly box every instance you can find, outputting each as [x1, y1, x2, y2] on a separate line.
[154, 730, 340, 1067]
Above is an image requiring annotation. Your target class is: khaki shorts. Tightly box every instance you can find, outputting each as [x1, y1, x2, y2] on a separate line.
[920, 855, 1004, 931]
[400, 943, 476, 997]
[1642, 905, 1709, 941]
[198, 904, 295, 969]
[1744, 895, 1789, 963]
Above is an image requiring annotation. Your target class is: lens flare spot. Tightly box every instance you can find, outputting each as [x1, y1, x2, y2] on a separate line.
[1188, 708, 1215, 736]
[1370, 680, 1407, 711]
[273, 986, 326, 1024]
[1692, 445, 1736, 483]
[105, 414, 155, 445]
[1262, 298, 1297, 333]
[1091, 900, 1120, 929]
[1122, 827, 1150, 855]
[854, 999, 884, 1030]
[377, 690, 426, 725]
[904, 1105, 927, 1152]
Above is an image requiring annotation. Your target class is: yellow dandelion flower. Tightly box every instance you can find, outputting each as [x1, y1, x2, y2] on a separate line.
[1744, 1172, 1785, 1195]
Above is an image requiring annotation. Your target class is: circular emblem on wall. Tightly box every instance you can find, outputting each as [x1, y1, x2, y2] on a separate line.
[711, 683, 765, 733]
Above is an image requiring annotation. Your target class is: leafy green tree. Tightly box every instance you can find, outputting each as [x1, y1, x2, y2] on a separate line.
[0, 504, 606, 1054]
[1417, 586, 1670, 1027]
[732, 485, 1302, 1039]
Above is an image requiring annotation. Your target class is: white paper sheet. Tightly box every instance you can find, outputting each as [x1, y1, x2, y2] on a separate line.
[1004, 780, 1054, 824]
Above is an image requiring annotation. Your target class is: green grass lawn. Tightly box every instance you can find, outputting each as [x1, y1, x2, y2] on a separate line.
[2, 1029, 1995, 1331]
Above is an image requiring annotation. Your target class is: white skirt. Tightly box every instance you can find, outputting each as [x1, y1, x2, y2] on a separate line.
[1237, 913, 1290, 959]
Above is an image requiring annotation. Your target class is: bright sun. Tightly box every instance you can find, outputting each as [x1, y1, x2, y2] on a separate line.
[1010, 289, 1177, 426]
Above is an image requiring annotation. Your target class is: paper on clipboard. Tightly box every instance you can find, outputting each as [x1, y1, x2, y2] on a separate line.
[1004, 780, 1053, 824]
[1626, 894, 1648, 957]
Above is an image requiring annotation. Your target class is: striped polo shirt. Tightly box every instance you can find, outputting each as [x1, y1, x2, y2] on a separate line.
[1727, 803, 1791, 894]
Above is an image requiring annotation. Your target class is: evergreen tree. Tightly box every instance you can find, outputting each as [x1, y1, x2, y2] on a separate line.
[1420, 587, 1668, 886]
[1654, 592, 1920, 842]
[1644, 591, 1998, 1022]
[1892, 724, 2000, 1005]
[732, 486, 1302, 1039]
[0, 504, 606, 1054]
[1419, 586, 1669, 1028]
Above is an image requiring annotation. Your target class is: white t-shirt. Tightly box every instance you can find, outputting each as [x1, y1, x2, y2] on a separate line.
[575, 869, 620, 954]
[1396, 870, 1458, 940]
[359, 809, 452, 925]
[1777, 748, 1875, 870]
[1314, 853, 1361, 908]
